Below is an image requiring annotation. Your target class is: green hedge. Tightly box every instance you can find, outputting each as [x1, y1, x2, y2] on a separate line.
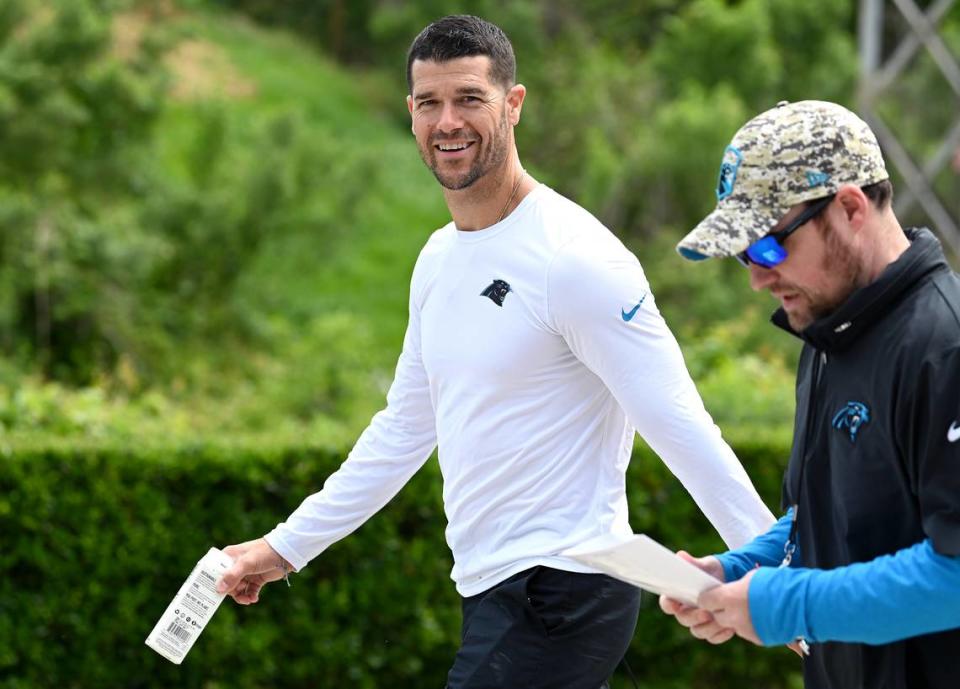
[0, 432, 800, 688]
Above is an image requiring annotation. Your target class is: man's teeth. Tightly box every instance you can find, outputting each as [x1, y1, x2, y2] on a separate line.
[437, 142, 470, 151]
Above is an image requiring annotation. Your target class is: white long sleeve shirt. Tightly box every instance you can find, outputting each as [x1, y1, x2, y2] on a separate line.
[266, 184, 774, 596]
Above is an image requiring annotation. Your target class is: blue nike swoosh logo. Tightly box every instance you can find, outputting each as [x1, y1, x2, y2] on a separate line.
[621, 294, 647, 322]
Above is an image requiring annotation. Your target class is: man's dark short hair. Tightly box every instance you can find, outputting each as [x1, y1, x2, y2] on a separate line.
[406, 15, 516, 94]
[862, 179, 893, 210]
[811, 180, 894, 240]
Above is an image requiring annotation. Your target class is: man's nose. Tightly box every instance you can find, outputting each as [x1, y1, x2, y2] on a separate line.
[436, 102, 464, 133]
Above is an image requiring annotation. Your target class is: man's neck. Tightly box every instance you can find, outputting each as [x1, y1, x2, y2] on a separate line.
[864, 210, 910, 283]
[445, 157, 534, 231]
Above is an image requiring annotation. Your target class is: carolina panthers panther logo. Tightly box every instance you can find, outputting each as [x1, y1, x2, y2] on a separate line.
[832, 401, 870, 443]
[481, 279, 511, 307]
[716, 145, 743, 201]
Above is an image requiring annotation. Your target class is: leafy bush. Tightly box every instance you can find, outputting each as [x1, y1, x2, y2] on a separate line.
[1, 435, 798, 689]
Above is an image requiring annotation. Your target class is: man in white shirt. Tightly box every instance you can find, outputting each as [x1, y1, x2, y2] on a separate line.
[216, 15, 774, 688]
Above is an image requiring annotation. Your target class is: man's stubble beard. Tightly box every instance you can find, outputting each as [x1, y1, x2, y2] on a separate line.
[787, 218, 867, 332]
[422, 108, 511, 191]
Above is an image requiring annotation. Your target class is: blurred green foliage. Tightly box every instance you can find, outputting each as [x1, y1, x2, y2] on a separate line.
[0, 0, 166, 381]
[1, 436, 794, 689]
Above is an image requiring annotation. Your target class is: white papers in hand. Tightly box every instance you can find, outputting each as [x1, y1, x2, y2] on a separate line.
[562, 533, 721, 606]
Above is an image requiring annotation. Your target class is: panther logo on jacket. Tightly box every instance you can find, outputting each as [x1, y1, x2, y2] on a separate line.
[481, 279, 512, 307]
[832, 401, 870, 443]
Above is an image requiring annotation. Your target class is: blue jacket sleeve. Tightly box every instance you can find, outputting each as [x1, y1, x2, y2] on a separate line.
[749, 539, 960, 646]
[715, 510, 796, 581]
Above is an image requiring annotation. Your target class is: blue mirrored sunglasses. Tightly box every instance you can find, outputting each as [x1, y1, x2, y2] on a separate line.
[735, 195, 835, 268]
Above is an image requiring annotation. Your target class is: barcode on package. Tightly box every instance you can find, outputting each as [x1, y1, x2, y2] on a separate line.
[167, 621, 192, 642]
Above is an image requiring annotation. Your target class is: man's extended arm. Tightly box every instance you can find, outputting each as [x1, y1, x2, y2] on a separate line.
[218, 256, 439, 602]
[219, 327, 436, 598]
[263, 290, 438, 571]
[548, 236, 775, 548]
[749, 539, 960, 645]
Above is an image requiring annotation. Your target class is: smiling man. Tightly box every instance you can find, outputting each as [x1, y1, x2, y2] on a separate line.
[665, 100, 960, 689]
[215, 16, 774, 688]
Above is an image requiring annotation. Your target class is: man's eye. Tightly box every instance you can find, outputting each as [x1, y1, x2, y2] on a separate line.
[418, 100, 437, 109]
[461, 96, 481, 103]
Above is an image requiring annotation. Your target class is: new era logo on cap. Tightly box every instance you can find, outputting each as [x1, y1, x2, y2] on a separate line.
[677, 100, 890, 261]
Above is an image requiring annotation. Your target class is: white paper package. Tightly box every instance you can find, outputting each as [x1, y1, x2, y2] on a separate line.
[145, 547, 234, 664]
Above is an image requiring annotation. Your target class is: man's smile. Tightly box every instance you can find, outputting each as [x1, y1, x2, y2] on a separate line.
[436, 142, 473, 150]
[434, 140, 476, 158]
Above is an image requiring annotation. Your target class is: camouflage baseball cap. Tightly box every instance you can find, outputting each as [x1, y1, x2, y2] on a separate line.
[677, 100, 889, 261]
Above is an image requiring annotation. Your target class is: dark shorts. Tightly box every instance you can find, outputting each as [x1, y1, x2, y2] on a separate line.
[445, 566, 641, 689]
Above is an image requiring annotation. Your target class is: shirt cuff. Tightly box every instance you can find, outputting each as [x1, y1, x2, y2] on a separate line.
[264, 529, 308, 573]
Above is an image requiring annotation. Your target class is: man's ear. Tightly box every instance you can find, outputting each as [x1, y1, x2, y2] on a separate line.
[406, 95, 415, 134]
[836, 184, 870, 233]
[505, 84, 526, 126]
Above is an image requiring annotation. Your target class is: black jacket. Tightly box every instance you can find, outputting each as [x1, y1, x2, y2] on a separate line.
[775, 228, 960, 689]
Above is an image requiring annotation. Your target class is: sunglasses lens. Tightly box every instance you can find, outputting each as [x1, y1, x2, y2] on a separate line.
[744, 236, 787, 268]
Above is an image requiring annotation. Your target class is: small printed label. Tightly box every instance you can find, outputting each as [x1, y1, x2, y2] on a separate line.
[145, 547, 234, 664]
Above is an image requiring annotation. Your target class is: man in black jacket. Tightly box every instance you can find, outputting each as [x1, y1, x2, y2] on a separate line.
[663, 100, 960, 689]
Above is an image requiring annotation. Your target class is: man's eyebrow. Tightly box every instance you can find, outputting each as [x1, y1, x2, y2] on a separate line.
[413, 86, 490, 101]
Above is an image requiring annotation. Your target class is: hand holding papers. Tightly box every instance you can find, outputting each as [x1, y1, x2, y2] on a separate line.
[562, 533, 721, 606]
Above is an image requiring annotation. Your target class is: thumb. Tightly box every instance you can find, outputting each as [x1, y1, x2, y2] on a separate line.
[676, 550, 711, 574]
[677, 550, 724, 582]
[216, 556, 251, 593]
[216, 544, 272, 593]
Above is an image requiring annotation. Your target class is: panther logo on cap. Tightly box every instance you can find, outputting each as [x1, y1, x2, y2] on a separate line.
[716, 145, 743, 201]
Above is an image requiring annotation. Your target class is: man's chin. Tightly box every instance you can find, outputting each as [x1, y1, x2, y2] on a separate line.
[785, 309, 815, 333]
[432, 168, 480, 191]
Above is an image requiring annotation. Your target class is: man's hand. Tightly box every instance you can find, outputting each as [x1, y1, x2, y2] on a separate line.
[216, 538, 292, 605]
[658, 552, 735, 645]
[697, 569, 760, 645]
[661, 556, 804, 655]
